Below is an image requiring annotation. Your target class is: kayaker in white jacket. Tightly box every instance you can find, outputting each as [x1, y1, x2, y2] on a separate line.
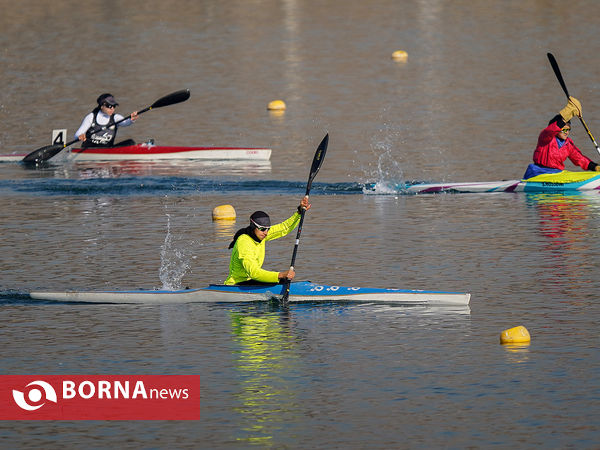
[74, 93, 139, 148]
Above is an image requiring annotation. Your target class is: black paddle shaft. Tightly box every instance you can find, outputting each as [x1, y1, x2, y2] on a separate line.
[547, 53, 600, 155]
[22, 89, 191, 164]
[281, 133, 328, 303]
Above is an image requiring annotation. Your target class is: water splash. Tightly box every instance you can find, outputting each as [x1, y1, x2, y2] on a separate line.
[361, 127, 406, 195]
[159, 212, 194, 290]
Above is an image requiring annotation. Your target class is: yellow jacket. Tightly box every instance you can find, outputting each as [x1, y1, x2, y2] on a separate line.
[224, 211, 301, 285]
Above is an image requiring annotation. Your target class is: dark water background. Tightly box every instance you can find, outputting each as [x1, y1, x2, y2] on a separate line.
[1, 1, 600, 448]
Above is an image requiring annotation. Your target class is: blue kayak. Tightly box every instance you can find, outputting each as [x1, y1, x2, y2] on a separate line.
[29, 281, 470, 306]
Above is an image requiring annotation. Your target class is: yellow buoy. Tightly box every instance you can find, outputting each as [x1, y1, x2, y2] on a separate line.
[267, 100, 286, 111]
[500, 325, 531, 344]
[391, 50, 408, 61]
[212, 204, 236, 221]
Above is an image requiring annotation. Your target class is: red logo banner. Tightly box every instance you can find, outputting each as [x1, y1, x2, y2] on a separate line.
[0, 375, 200, 420]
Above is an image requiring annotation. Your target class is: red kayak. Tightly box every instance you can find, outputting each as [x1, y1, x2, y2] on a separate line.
[0, 143, 271, 162]
[68, 143, 271, 161]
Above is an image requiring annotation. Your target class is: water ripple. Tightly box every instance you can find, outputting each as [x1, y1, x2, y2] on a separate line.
[0, 177, 365, 196]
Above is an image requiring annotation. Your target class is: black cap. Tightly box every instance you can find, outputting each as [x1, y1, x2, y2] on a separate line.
[250, 211, 270, 228]
[97, 93, 119, 106]
[549, 114, 569, 126]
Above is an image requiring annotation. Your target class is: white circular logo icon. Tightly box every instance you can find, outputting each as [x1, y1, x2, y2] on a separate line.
[12, 380, 58, 411]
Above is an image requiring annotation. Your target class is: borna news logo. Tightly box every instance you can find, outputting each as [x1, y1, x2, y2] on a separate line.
[1, 375, 200, 420]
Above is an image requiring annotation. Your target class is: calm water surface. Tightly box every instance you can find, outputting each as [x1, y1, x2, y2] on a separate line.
[2, 1, 600, 448]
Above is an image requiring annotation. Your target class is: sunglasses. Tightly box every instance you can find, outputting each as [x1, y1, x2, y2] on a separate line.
[251, 219, 270, 232]
[561, 127, 571, 133]
[103, 104, 116, 108]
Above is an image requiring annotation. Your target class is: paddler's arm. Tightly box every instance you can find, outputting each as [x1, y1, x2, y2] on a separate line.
[265, 196, 311, 241]
[74, 113, 94, 141]
[240, 258, 281, 283]
[236, 237, 290, 283]
[115, 111, 138, 127]
[538, 97, 582, 145]
[540, 96, 583, 142]
[558, 97, 600, 171]
[566, 143, 598, 171]
[239, 261, 295, 283]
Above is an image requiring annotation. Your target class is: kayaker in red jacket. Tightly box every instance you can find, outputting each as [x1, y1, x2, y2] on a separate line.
[525, 96, 600, 179]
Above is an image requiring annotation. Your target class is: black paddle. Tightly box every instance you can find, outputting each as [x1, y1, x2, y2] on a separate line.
[547, 53, 600, 156]
[22, 89, 191, 164]
[281, 133, 329, 304]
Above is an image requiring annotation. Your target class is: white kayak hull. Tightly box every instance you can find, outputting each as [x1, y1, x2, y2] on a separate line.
[403, 180, 522, 194]
[0, 154, 25, 162]
[29, 281, 470, 306]
[68, 144, 271, 161]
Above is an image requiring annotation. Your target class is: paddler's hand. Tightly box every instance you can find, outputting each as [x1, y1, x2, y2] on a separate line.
[131, 111, 138, 122]
[298, 196, 311, 213]
[77, 134, 86, 142]
[559, 96, 582, 122]
[279, 268, 295, 281]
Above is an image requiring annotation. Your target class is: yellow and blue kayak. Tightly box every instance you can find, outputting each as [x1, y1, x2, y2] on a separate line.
[372, 170, 600, 194]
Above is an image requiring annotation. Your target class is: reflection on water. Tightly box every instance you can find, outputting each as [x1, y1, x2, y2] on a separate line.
[502, 343, 531, 364]
[529, 192, 597, 248]
[525, 192, 600, 296]
[55, 159, 272, 179]
[229, 309, 299, 446]
[0, 159, 272, 180]
[362, 303, 471, 316]
[226, 302, 470, 445]
[213, 219, 237, 240]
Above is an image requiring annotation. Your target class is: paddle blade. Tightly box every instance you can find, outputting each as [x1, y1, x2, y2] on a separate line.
[306, 133, 328, 194]
[22, 144, 65, 164]
[281, 283, 292, 304]
[150, 89, 190, 109]
[547, 53, 570, 99]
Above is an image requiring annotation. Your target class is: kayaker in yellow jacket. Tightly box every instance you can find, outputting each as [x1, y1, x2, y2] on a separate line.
[224, 196, 311, 285]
